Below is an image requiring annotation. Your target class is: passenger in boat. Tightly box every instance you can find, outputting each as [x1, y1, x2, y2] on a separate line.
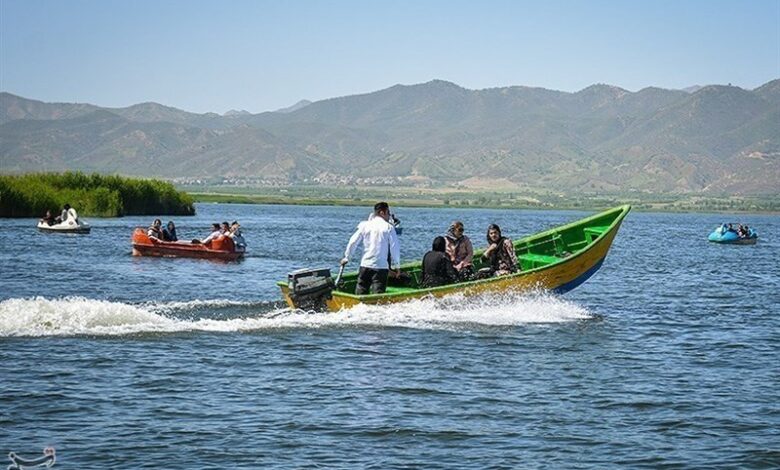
[341, 201, 401, 295]
[55, 204, 71, 224]
[481, 223, 518, 277]
[201, 223, 222, 244]
[227, 221, 247, 249]
[221, 221, 230, 234]
[421, 236, 459, 288]
[162, 221, 178, 242]
[40, 210, 56, 226]
[444, 221, 474, 281]
[147, 219, 164, 241]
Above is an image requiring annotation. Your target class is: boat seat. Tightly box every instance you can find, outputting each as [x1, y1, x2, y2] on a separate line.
[519, 253, 561, 268]
[584, 226, 609, 242]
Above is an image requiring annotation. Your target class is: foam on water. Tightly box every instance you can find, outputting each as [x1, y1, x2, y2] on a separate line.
[0, 293, 592, 337]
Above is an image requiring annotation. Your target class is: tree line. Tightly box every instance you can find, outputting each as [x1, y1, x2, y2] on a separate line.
[0, 172, 195, 217]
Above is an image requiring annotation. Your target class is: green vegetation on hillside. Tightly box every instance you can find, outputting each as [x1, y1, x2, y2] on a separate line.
[0, 172, 195, 217]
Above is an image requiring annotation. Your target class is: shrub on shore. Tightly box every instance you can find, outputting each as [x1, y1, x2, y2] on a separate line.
[0, 172, 195, 217]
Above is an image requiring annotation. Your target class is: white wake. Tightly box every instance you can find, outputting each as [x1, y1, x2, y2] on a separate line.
[0, 293, 592, 337]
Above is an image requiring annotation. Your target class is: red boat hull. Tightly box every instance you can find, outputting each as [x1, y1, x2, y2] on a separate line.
[131, 228, 244, 261]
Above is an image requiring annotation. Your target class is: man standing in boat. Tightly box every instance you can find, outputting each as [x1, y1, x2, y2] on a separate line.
[341, 202, 401, 295]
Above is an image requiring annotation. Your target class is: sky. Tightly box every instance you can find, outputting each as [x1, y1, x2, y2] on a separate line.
[1, 0, 778, 114]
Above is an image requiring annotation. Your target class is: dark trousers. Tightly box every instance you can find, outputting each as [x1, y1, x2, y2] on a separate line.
[355, 267, 389, 295]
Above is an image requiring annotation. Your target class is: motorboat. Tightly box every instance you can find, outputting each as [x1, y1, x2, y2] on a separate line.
[279, 205, 631, 311]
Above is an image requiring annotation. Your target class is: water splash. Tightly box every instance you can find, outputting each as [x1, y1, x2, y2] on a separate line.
[0, 292, 592, 337]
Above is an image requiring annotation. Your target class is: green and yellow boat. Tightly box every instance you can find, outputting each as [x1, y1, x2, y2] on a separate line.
[279, 205, 631, 312]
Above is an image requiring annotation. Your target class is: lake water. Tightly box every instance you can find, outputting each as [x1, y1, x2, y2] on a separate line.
[1, 203, 778, 468]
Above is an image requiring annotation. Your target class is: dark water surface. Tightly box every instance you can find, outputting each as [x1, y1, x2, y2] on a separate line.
[1, 204, 778, 468]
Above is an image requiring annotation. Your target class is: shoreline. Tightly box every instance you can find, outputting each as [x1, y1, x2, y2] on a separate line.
[189, 192, 780, 215]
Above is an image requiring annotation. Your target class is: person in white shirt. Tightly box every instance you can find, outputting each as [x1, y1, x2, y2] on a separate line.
[341, 201, 401, 295]
[56, 204, 71, 224]
[201, 223, 223, 244]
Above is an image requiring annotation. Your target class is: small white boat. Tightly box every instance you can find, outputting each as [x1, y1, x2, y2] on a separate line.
[37, 218, 91, 234]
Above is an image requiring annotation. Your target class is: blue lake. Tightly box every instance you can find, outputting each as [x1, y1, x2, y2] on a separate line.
[1, 203, 778, 468]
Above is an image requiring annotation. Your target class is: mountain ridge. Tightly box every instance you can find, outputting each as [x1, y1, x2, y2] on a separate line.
[1, 79, 778, 195]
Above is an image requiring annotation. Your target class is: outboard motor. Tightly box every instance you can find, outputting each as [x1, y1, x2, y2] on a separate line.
[287, 268, 334, 311]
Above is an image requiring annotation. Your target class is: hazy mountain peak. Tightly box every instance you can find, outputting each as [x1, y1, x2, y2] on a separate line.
[274, 100, 312, 113]
[682, 85, 703, 93]
[424, 79, 463, 89]
[755, 78, 780, 91]
[224, 109, 251, 116]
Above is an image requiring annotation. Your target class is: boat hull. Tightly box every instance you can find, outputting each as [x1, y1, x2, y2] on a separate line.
[708, 230, 757, 245]
[279, 205, 630, 311]
[131, 228, 244, 261]
[37, 221, 91, 233]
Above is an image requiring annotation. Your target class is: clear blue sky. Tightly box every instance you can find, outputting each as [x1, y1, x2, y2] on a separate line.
[1, 0, 778, 113]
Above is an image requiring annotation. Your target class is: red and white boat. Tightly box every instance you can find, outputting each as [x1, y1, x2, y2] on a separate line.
[131, 228, 245, 261]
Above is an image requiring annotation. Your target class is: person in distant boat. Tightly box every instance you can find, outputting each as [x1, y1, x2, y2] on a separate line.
[162, 221, 178, 242]
[40, 210, 56, 226]
[227, 221, 247, 249]
[421, 236, 459, 288]
[227, 221, 242, 237]
[481, 223, 518, 277]
[444, 220, 474, 281]
[201, 223, 222, 244]
[55, 204, 72, 224]
[341, 201, 401, 295]
[148, 219, 164, 241]
[389, 212, 402, 234]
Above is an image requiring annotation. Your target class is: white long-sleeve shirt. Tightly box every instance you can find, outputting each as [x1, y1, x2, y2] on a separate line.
[202, 230, 222, 244]
[344, 216, 400, 270]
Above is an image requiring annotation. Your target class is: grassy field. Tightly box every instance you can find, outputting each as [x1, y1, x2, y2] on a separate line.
[186, 185, 780, 213]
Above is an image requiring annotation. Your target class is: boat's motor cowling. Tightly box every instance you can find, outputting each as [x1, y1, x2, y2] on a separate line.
[287, 268, 334, 311]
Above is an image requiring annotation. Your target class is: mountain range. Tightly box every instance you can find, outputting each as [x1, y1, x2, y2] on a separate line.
[1, 79, 778, 195]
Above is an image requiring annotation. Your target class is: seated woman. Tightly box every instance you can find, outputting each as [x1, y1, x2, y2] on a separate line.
[421, 236, 459, 288]
[444, 220, 474, 281]
[481, 224, 518, 277]
[162, 221, 178, 242]
[40, 210, 56, 226]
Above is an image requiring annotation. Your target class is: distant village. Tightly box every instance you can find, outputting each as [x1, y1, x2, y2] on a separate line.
[173, 173, 434, 188]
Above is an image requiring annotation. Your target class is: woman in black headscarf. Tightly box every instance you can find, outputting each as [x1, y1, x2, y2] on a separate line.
[481, 224, 518, 276]
[421, 236, 459, 288]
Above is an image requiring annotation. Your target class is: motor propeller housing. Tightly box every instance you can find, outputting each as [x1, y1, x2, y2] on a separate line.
[287, 268, 334, 311]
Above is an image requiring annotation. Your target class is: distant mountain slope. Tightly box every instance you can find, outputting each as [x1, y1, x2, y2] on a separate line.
[274, 99, 312, 113]
[1, 79, 778, 195]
